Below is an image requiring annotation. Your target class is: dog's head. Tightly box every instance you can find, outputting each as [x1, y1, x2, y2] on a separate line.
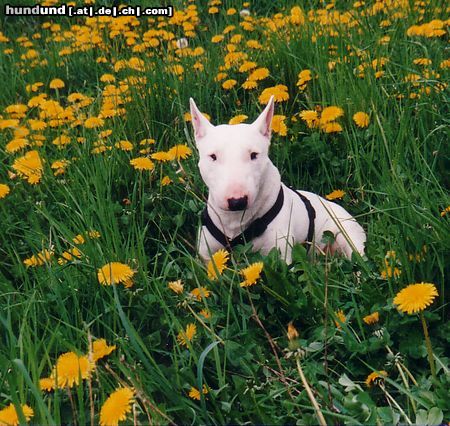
[190, 96, 275, 212]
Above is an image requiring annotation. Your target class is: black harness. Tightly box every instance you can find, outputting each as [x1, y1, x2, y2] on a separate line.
[201, 186, 316, 253]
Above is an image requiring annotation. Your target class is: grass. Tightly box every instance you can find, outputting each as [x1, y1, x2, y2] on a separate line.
[0, 0, 449, 424]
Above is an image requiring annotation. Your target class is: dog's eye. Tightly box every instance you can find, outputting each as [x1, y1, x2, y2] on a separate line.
[250, 152, 258, 160]
[209, 154, 217, 161]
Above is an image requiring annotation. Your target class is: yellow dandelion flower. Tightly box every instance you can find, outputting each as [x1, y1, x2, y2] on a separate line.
[49, 78, 65, 89]
[207, 249, 229, 280]
[393, 283, 438, 315]
[39, 377, 54, 392]
[440, 206, 450, 217]
[271, 115, 287, 136]
[353, 112, 370, 128]
[365, 370, 387, 387]
[211, 35, 225, 43]
[259, 85, 289, 104]
[100, 74, 116, 83]
[199, 309, 211, 319]
[72, 234, 85, 245]
[161, 176, 172, 186]
[177, 323, 197, 346]
[363, 312, 379, 325]
[322, 122, 343, 133]
[222, 79, 237, 90]
[23, 249, 53, 267]
[0, 184, 10, 199]
[12, 150, 43, 184]
[53, 135, 71, 147]
[242, 80, 258, 90]
[97, 262, 135, 287]
[168, 279, 184, 294]
[240, 262, 264, 287]
[130, 157, 154, 171]
[190, 286, 211, 301]
[248, 67, 269, 81]
[0, 404, 34, 425]
[229, 114, 248, 125]
[6, 138, 29, 153]
[151, 151, 174, 162]
[334, 310, 346, 329]
[99, 388, 134, 426]
[167, 144, 192, 160]
[115, 140, 134, 151]
[84, 117, 105, 129]
[92, 339, 116, 362]
[320, 106, 344, 124]
[299, 110, 319, 128]
[51, 351, 94, 388]
[325, 189, 345, 200]
[239, 61, 257, 72]
[188, 385, 208, 400]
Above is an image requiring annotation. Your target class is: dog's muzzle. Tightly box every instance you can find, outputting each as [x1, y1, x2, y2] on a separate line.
[227, 196, 248, 211]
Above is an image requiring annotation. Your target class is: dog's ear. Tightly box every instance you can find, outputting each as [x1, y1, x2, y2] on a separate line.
[252, 96, 274, 138]
[189, 98, 214, 140]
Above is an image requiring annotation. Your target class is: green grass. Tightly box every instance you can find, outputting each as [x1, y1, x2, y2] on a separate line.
[0, 0, 449, 424]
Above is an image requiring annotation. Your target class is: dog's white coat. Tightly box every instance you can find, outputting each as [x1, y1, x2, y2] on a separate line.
[190, 97, 366, 263]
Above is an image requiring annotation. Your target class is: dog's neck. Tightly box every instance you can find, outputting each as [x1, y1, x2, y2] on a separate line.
[206, 162, 282, 239]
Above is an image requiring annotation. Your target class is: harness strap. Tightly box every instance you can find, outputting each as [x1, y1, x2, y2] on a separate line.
[288, 187, 316, 252]
[201, 186, 284, 251]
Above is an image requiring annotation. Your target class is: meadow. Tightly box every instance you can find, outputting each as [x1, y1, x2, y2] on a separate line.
[0, 0, 449, 424]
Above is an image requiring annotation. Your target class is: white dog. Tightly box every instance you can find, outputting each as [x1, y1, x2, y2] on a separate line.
[190, 96, 366, 263]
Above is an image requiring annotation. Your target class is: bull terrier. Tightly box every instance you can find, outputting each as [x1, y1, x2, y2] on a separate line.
[190, 96, 366, 264]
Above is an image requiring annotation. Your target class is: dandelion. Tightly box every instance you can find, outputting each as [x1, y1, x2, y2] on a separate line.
[177, 323, 197, 346]
[271, 115, 287, 136]
[365, 370, 387, 387]
[84, 116, 105, 128]
[23, 249, 53, 267]
[92, 339, 116, 362]
[130, 157, 154, 171]
[353, 112, 370, 128]
[0, 403, 34, 425]
[97, 262, 135, 287]
[0, 184, 10, 199]
[190, 287, 211, 301]
[49, 78, 65, 89]
[240, 262, 264, 287]
[99, 388, 134, 426]
[115, 140, 133, 151]
[229, 114, 248, 125]
[300, 110, 319, 128]
[6, 137, 29, 153]
[325, 189, 345, 200]
[188, 385, 208, 400]
[39, 377, 54, 392]
[161, 176, 172, 186]
[51, 351, 94, 388]
[259, 85, 289, 104]
[322, 122, 343, 133]
[12, 150, 43, 184]
[199, 309, 211, 319]
[440, 206, 450, 217]
[168, 280, 184, 294]
[248, 67, 269, 81]
[334, 310, 346, 329]
[393, 283, 438, 315]
[393, 282, 439, 379]
[151, 151, 173, 162]
[222, 79, 237, 90]
[167, 144, 192, 160]
[207, 249, 229, 279]
[363, 312, 379, 325]
[320, 106, 344, 124]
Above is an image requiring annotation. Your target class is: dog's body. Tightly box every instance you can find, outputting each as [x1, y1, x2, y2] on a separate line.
[190, 97, 366, 263]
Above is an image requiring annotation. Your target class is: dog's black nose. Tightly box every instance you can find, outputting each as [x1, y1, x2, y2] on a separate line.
[228, 196, 248, 211]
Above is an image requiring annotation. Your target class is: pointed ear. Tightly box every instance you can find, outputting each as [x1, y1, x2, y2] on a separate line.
[252, 96, 275, 138]
[189, 98, 214, 140]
